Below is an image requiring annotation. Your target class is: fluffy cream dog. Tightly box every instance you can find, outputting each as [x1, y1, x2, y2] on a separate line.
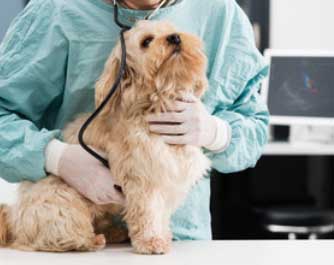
[0, 20, 211, 254]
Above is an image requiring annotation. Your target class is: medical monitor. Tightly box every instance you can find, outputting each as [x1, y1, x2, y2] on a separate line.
[262, 50, 334, 126]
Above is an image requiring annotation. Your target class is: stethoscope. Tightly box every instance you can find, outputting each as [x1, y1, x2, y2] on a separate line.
[78, 0, 167, 168]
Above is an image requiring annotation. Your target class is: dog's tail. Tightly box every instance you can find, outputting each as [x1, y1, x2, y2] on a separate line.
[0, 204, 11, 246]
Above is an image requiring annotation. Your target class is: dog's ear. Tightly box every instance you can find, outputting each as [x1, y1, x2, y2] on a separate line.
[95, 52, 122, 115]
[193, 74, 208, 98]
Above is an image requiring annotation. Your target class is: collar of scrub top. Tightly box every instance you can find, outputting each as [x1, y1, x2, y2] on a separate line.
[114, 0, 170, 22]
[144, 0, 169, 19]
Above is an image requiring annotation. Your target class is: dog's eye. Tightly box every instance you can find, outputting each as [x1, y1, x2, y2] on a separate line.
[141, 36, 154, 48]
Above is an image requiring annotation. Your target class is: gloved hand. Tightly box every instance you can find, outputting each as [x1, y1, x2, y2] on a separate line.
[146, 94, 231, 152]
[45, 140, 125, 205]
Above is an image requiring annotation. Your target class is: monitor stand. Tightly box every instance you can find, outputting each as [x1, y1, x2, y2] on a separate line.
[270, 125, 334, 145]
[289, 125, 334, 145]
[270, 125, 290, 142]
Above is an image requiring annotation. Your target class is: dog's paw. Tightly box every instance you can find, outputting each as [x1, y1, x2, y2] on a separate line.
[92, 234, 106, 250]
[133, 237, 171, 255]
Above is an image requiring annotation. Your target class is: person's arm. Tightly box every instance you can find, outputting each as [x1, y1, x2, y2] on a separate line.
[206, 80, 269, 173]
[146, 82, 269, 174]
[0, 1, 125, 205]
[202, 0, 269, 173]
[0, 0, 66, 182]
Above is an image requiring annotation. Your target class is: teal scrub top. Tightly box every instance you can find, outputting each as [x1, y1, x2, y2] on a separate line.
[0, 0, 269, 240]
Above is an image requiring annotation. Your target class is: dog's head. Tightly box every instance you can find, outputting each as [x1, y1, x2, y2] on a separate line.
[96, 20, 208, 115]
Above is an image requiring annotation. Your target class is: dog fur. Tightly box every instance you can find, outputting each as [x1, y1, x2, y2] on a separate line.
[0, 21, 211, 254]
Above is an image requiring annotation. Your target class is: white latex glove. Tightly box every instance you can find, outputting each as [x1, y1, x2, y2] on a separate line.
[45, 140, 125, 205]
[146, 95, 231, 152]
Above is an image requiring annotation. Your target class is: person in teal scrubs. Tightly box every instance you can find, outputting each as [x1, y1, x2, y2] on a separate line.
[0, 0, 269, 240]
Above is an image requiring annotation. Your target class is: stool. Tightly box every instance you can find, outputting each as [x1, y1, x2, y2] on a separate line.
[254, 207, 334, 239]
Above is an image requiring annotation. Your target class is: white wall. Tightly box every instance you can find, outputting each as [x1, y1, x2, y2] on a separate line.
[270, 0, 334, 49]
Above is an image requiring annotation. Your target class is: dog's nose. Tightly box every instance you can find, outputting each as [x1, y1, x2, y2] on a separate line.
[167, 34, 181, 45]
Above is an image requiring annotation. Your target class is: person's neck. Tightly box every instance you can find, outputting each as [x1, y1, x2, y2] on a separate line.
[120, 0, 163, 10]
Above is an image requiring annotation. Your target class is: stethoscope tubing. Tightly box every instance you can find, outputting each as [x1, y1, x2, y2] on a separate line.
[78, 1, 130, 168]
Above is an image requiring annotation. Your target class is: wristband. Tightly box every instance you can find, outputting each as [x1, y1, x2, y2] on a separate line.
[205, 116, 232, 153]
[44, 139, 68, 176]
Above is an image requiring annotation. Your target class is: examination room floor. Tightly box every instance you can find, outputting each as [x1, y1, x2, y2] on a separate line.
[0, 240, 333, 265]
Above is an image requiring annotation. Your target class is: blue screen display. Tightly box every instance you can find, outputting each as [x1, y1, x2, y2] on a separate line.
[268, 56, 334, 118]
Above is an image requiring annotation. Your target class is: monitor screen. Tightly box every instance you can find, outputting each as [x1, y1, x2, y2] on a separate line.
[267, 56, 334, 119]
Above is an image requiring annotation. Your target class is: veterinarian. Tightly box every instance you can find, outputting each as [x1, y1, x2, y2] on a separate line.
[0, 0, 269, 240]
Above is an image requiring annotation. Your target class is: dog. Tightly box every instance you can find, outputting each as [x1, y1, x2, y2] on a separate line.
[0, 20, 211, 254]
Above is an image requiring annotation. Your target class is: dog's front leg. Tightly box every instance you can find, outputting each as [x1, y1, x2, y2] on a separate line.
[124, 188, 172, 255]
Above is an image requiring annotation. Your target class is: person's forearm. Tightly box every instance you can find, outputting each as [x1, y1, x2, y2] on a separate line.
[0, 110, 61, 183]
[207, 93, 269, 174]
